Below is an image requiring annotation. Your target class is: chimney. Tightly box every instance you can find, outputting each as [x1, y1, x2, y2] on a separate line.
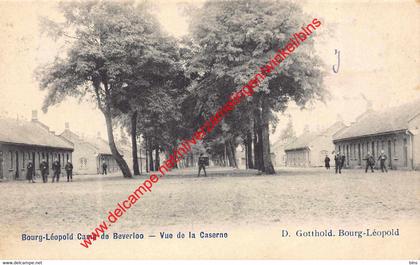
[31, 110, 38, 122]
[65, 122, 70, 131]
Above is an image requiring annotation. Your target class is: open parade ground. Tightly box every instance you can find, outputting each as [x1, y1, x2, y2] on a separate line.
[1, 167, 419, 234]
[1, 167, 419, 259]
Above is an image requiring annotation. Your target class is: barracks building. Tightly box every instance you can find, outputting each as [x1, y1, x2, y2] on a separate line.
[284, 121, 346, 167]
[0, 111, 74, 181]
[59, 123, 122, 175]
[333, 99, 420, 170]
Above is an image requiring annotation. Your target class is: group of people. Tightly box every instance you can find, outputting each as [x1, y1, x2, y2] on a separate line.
[324, 150, 389, 174]
[324, 152, 346, 174]
[26, 159, 73, 183]
[363, 151, 388, 173]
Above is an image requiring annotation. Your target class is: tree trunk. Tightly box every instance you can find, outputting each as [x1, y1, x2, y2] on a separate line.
[145, 137, 149, 173]
[244, 140, 248, 169]
[226, 141, 235, 167]
[224, 144, 228, 167]
[103, 107, 132, 178]
[246, 131, 254, 169]
[229, 140, 238, 168]
[261, 97, 275, 174]
[253, 125, 258, 170]
[131, 111, 140, 175]
[171, 144, 178, 169]
[155, 146, 160, 169]
[148, 139, 154, 172]
[253, 108, 263, 171]
[149, 148, 154, 172]
[139, 137, 143, 174]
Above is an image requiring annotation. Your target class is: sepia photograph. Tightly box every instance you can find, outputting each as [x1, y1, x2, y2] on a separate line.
[0, 0, 419, 261]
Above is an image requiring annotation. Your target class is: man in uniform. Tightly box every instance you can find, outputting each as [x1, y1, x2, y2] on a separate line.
[26, 160, 35, 183]
[102, 161, 108, 175]
[65, 160, 73, 182]
[197, 153, 207, 177]
[40, 159, 49, 183]
[341, 154, 346, 171]
[377, 150, 388, 173]
[52, 159, 61, 182]
[324, 154, 331, 170]
[334, 151, 342, 174]
[364, 152, 375, 173]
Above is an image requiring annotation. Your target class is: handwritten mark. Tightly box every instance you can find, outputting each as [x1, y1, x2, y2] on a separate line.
[333, 49, 340, 73]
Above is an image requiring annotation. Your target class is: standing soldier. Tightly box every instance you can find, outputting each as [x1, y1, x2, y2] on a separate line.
[26, 160, 35, 183]
[334, 151, 342, 174]
[377, 150, 388, 173]
[65, 160, 73, 182]
[324, 154, 331, 170]
[197, 153, 207, 177]
[52, 159, 61, 182]
[364, 152, 375, 173]
[341, 154, 346, 171]
[102, 161, 108, 175]
[40, 159, 49, 183]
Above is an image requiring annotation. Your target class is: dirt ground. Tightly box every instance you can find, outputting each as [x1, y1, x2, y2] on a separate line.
[0, 167, 419, 235]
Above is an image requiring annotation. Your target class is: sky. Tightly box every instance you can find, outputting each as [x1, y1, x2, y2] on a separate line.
[0, 0, 419, 142]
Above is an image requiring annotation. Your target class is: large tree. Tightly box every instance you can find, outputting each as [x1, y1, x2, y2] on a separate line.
[36, 1, 164, 178]
[112, 31, 188, 175]
[186, 0, 326, 174]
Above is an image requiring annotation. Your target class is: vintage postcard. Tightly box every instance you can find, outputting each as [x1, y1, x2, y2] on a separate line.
[0, 0, 419, 261]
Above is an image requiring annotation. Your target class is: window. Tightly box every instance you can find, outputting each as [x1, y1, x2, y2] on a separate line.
[403, 138, 408, 167]
[9, 151, 13, 170]
[79, 157, 88, 169]
[22, 151, 25, 169]
[372, 142, 375, 157]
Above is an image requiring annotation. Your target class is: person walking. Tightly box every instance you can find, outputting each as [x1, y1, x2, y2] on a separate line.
[324, 155, 331, 170]
[102, 161, 108, 175]
[377, 150, 388, 173]
[65, 160, 73, 182]
[197, 153, 207, 177]
[40, 159, 48, 183]
[26, 160, 35, 183]
[364, 152, 375, 173]
[52, 159, 61, 182]
[334, 151, 342, 174]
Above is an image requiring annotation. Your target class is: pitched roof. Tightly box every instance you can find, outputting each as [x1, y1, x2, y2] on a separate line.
[60, 129, 114, 155]
[0, 118, 74, 150]
[333, 99, 420, 141]
[284, 121, 346, 151]
[84, 136, 113, 155]
[284, 132, 318, 151]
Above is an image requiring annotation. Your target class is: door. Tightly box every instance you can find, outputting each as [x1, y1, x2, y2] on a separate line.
[346, 145, 349, 166]
[32, 152, 36, 178]
[403, 138, 408, 167]
[15, 151, 19, 179]
[371, 142, 375, 157]
[387, 140, 392, 169]
[0, 151, 3, 179]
